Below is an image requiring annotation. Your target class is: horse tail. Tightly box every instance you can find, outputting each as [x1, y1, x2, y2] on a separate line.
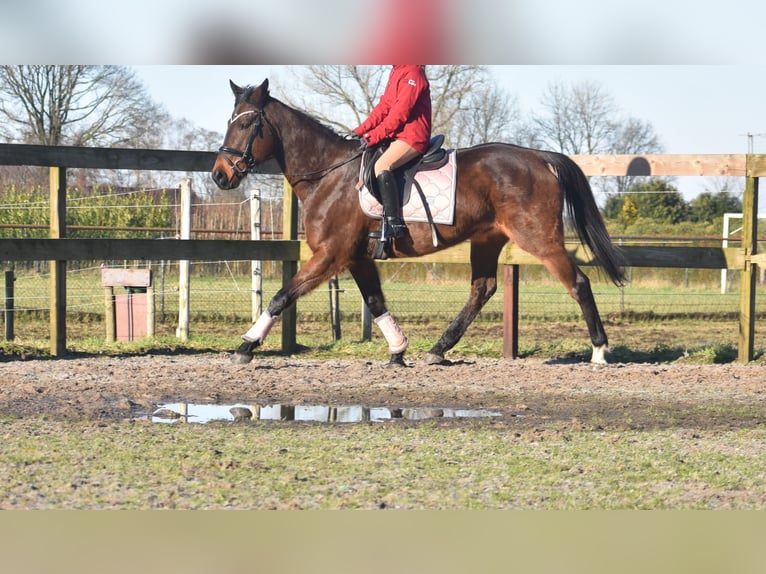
[545, 152, 626, 286]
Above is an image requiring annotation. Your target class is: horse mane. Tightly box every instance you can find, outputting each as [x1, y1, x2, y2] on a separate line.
[238, 84, 344, 141]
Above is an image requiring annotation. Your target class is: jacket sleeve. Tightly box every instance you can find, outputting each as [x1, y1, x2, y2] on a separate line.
[353, 95, 391, 138]
[362, 71, 426, 146]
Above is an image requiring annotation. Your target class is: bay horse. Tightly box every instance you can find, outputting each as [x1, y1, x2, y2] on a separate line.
[212, 79, 625, 366]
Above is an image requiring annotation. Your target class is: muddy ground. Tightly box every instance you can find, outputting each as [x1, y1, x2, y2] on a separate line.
[1, 350, 765, 431]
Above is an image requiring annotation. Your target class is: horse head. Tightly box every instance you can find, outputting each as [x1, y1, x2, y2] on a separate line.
[212, 79, 279, 190]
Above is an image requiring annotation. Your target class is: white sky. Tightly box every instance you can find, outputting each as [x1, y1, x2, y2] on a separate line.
[134, 65, 766, 156]
[3, 0, 765, 205]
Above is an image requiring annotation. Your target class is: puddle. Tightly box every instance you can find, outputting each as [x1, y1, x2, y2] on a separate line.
[150, 402, 504, 424]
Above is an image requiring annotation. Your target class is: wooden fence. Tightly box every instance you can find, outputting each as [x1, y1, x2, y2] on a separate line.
[0, 144, 763, 361]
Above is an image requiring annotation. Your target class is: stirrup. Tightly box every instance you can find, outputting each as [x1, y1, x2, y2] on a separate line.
[371, 238, 390, 260]
[369, 223, 394, 260]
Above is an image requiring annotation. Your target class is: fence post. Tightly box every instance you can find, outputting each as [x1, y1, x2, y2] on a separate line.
[738, 168, 759, 362]
[250, 189, 262, 321]
[176, 178, 191, 341]
[146, 280, 155, 338]
[49, 166, 67, 356]
[329, 276, 341, 340]
[160, 259, 166, 322]
[281, 178, 298, 352]
[502, 264, 520, 359]
[104, 284, 115, 343]
[4, 269, 14, 341]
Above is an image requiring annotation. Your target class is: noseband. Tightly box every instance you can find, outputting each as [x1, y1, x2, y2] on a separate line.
[217, 105, 275, 176]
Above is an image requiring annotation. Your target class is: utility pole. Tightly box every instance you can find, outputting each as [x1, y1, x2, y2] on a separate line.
[744, 132, 766, 154]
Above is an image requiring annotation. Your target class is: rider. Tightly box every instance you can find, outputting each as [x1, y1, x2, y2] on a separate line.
[352, 65, 432, 239]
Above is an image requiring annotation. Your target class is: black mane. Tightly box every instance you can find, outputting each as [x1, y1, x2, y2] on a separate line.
[239, 84, 344, 141]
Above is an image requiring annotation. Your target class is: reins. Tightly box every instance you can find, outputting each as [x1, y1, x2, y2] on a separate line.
[218, 104, 363, 181]
[283, 151, 364, 179]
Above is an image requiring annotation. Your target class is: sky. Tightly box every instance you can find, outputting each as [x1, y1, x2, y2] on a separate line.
[133, 65, 766, 157]
[4, 0, 766, 206]
[131, 64, 766, 206]
[4, 1, 766, 65]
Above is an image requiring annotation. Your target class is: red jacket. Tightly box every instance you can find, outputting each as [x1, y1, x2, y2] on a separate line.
[353, 65, 432, 155]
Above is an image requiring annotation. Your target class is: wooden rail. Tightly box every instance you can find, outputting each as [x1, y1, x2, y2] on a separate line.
[0, 144, 762, 361]
[571, 154, 752, 177]
[0, 238, 299, 262]
[0, 143, 216, 171]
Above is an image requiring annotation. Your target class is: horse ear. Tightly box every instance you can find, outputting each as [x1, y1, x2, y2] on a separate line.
[259, 78, 270, 96]
[229, 80, 244, 97]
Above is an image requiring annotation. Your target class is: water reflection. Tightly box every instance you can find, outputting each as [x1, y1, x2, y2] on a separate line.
[150, 402, 502, 424]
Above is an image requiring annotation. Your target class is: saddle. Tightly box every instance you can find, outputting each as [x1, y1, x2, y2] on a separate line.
[361, 135, 448, 205]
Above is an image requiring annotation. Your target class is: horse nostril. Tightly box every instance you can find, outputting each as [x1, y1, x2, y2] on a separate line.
[212, 168, 227, 188]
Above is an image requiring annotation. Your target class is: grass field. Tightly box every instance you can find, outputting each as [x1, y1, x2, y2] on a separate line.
[3, 417, 765, 510]
[2, 268, 766, 516]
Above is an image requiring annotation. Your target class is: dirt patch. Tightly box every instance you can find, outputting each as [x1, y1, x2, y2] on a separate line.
[2, 351, 765, 431]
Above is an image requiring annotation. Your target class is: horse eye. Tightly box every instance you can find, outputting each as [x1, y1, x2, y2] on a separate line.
[227, 112, 254, 130]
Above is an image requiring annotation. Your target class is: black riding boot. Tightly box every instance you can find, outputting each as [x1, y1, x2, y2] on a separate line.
[377, 170, 408, 238]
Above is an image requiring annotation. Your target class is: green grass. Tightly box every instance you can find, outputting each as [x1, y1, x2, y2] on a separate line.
[3, 270, 765, 512]
[2, 418, 764, 509]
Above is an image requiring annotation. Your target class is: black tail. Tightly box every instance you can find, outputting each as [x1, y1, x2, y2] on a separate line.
[546, 152, 625, 286]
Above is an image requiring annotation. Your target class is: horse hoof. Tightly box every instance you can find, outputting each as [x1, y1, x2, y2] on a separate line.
[231, 351, 254, 365]
[425, 353, 445, 365]
[386, 353, 407, 368]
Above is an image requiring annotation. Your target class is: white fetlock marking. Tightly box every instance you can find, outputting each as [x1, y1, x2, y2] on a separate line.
[374, 312, 409, 354]
[591, 344, 608, 365]
[243, 311, 276, 343]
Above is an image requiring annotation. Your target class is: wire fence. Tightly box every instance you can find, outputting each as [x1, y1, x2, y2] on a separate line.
[3, 261, 765, 349]
[2, 180, 765, 348]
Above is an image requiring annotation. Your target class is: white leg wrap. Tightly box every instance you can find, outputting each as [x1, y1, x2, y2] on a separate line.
[243, 311, 276, 343]
[591, 344, 608, 365]
[374, 312, 409, 354]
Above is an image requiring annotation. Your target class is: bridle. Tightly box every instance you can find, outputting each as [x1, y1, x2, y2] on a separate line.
[217, 105, 273, 177]
[217, 102, 364, 180]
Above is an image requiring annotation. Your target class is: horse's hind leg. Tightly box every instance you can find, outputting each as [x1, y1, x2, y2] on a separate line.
[426, 236, 505, 365]
[349, 257, 409, 367]
[539, 251, 609, 364]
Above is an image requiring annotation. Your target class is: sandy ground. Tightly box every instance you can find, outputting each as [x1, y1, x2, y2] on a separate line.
[1, 351, 764, 430]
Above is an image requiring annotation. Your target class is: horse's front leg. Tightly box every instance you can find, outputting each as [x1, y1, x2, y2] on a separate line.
[231, 288, 290, 364]
[349, 257, 409, 367]
[232, 250, 338, 364]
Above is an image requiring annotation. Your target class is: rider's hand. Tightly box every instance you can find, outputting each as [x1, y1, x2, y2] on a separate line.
[344, 133, 367, 150]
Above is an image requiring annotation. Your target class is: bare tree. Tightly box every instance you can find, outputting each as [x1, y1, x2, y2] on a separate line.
[532, 79, 664, 195]
[0, 65, 224, 194]
[533, 80, 618, 155]
[283, 65, 521, 148]
[0, 65, 166, 147]
[609, 116, 664, 193]
[449, 81, 521, 146]
[281, 65, 386, 131]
